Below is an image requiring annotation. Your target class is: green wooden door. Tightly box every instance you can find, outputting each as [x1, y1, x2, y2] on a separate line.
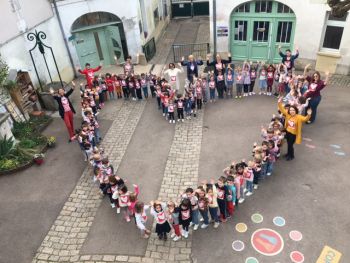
[230, 1, 296, 63]
[74, 31, 101, 68]
[105, 25, 124, 62]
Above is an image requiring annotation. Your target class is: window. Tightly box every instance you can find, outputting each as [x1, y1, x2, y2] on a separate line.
[71, 12, 121, 31]
[255, 1, 272, 13]
[154, 8, 159, 27]
[253, 21, 270, 42]
[277, 3, 293, 13]
[322, 12, 348, 50]
[276, 21, 293, 43]
[234, 3, 250, 13]
[234, 21, 248, 41]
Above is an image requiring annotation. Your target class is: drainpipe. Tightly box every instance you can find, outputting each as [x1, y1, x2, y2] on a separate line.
[52, 0, 77, 79]
[213, 0, 217, 56]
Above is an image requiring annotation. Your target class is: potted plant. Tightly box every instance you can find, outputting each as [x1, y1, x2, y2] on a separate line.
[33, 153, 45, 165]
[47, 136, 56, 148]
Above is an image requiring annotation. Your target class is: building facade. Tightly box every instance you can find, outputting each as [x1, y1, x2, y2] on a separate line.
[55, 0, 171, 68]
[210, 0, 350, 74]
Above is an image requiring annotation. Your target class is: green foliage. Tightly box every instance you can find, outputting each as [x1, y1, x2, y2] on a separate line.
[0, 159, 19, 170]
[0, 135, 15, 159]
[18, 139, 37, 149]
[0, 55, 9, 86]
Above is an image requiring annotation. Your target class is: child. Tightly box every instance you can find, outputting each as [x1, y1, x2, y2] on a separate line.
[113, 184, 138, 222]
[101, 157, 114, 176]
[105, 73, 115, 100]
[135, 77, 143, 100]
[149, 74, 156, 98]
[179, 198, 192, 239]
[216, 176, 228, 222]
[175, 94, 185, 122]
[235, 163, 245, 204]
[167, 201, 181, 241]
[208, 74, 216, 102]
[235, 67, 244, 99]
[184, 93, 193, 119]
[135, 202, 151, 239]
[267, 64, 276, 96]
[249, 61, 259, 95]
[196, 186, 209, 229]
[266, 140, 278, 176]
[114, 74, 123, 99]
[244, 162, 255, 196]
[150, 200, 171, 240]
[226, 176, 236, 217]
[225, 66, 234, 98]
[182, 188, 199, 230]
[121, 75, 129, 99]
[216, 70, 226, 99]
[128, 76, 136, 100]
[106, 175, 124, 212]
[277, 64, 287, 97]
[168, 100, 175, 124]
[140, 73, 149, 98]
[242, 62, 251, 97]
[204, 180, 220, 228]
[194, 79, 203, 110]
[128, 185, 140, 218]
[258, 64, 267, 95]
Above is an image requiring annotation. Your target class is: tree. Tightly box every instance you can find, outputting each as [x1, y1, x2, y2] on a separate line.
[0, 55, 9, 86]
[328, 0, 350, 18]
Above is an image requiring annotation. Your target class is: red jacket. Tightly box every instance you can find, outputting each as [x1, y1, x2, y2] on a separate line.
[78, 66, 102, 86]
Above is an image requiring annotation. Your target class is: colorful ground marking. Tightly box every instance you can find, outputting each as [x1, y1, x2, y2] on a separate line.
[303, 137, 312, 142]
[251, 213, 264, 224]
[305, 144, 316, 149]
[236, 223, 248, 233]
[273, 216, 286, 227]
[334, 151, 346, 156]
[251, 228, 284, 256]
[290, 251, 304, 263]
[245, 257, 259, 263]
[289, 230, 303, 241]
[316, 246, 342, 263]
[232, 240, 245, 252]
[330, 144, 341, 149]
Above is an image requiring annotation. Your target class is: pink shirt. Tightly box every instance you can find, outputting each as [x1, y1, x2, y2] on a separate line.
[61, 97, 71, 112]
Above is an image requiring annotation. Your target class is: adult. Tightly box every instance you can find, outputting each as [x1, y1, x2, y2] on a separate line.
[123, 55, 135, 77]
[303, 64, 329, 124]
[162, 63, 184, 91]
[78, 63, 102, 87]
[181, 55, 203, 83]
[278, 97, 312, 161]
[50, 82, 76, 142]
[278, 45, 299, 71]
[206, 53, 232, 76]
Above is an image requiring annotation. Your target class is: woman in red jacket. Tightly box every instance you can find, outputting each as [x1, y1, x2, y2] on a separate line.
[78, 63, 102, 87]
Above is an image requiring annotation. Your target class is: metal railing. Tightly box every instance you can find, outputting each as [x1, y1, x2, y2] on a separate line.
[172, 42, 210, 62]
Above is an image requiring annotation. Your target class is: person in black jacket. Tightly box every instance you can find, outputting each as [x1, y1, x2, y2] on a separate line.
[50, 82, 76, 142]
[181, 54, 203, 83]
[206, 53, 232, 77]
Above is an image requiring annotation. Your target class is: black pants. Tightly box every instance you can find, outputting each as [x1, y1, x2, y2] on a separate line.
[136, 88, 142, 99]
[253, 169, 260, 185]
[243, 84, 249, 93]
[130, 88, 136, 98]
[122, 87, 129, 99]
[249, 81, 255, 92]
[197, 99, 202, 109]
[156, 97, 161, 109]
[169, 112, 175, 120]
[286, 131, 296, 158]
[150, 85, 155, 97]
[217, 81, 225, 98]
[177, 108, 184, 119]
[217, 199, 227, 219]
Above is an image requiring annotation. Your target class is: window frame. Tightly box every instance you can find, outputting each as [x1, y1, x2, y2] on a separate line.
[320, 11, 347, 53]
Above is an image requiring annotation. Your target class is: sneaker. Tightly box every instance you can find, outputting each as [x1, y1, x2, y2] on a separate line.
[246, 191, 253, 196]
[183, 231, 189, 239]
[169, 120, 172, 123]
[238, 198, 245, 204]
[181, 119, 184, 122]
[221, 218, 227, 223]
[189, 222, 194, 228]
[213, 222, 220, 228]
[249, 92, 252, 96]
[267, 172, 271, 176]
[126, 217, 131, 222]
[201, 223, 209, 229]
[239, 96, 242, 99]
[111, 203, 116, 208]
[116, 207, 121, 214]
[163, 113, 165, 116]
[259, 92, 262, 95]
[193, 224, 199, 231]
[244, 188, 248, 193]
[235, 96, 238, 99]
[173, 120, 176, 123]
[143, 234, 150, 239]
[200, 218, 204, 222]
[177, 119, 180, 122]
[252, 92, 256, 95]
[173, 235, 181, 242]
[170, 233, 176, 238]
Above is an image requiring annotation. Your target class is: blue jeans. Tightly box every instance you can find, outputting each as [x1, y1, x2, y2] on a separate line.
[94, 128, 101, 144]
[199, 209, 209, 225]
[210, 89, 216, 100]
[261, 162, 268, 178]
[266, 161, 274, 175]
[142, 87, 148, 98]
[108, 91, 115, 99]
[246, 181, 253, 193]
[308, 95, 322, 123]
[192, 209, 199, 225]
[209, 207, 219, 222]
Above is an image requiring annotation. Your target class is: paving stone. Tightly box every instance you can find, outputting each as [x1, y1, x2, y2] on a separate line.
[115, 255, 129, 261]
[102, 255, 116, 261]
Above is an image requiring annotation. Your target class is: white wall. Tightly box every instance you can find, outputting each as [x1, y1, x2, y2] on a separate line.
[0, 17, 74, 87]
[55, 0, 143, 66]
[210, 0, 350, 74]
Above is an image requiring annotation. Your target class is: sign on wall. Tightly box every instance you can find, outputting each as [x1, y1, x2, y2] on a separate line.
[217, 26, 228, 37]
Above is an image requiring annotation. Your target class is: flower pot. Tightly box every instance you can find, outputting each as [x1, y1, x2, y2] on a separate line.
[34, 158, 44, 165]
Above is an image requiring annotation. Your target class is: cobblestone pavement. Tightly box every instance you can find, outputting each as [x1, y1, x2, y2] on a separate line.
[32, 101, 146, 263]
[328, 74, 350, 88]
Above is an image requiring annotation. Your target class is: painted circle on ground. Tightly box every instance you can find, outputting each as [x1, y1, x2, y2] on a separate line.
[290, 251, 304, 263]
[251, 228, 284, 256]
[245, 257, 259, 263]
[232, 240, 245, 252]
[251, 213, 264, 223]
[273, 216, 286, 227]
[289, 230, 303, 241]
[236, 223, 248, 233]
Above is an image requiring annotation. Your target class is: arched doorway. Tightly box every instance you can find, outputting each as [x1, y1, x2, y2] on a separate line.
[230, 1, 296, 62]
[71, 12, 127, 67]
